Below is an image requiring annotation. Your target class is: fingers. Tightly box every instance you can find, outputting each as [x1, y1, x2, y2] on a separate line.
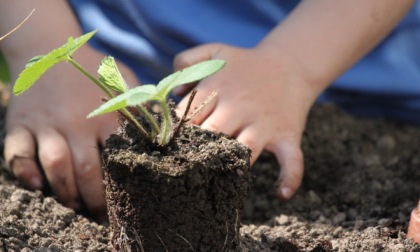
[173, 43, 223, 71]
[266, 137, 304, 201]
[37, 129, 79, 209]
[6, 125, 107, 215]
[172, 43, 223, 96]
[199, 99, 265, 164]
[235, 125, 266, 165]
[200, 104, 304, 202]
[5, 123, 107, 220]
[173, 43, 308, 204]
[4, 127, 42, 190]
[202, 109, 304, 202]
[176, 85, 217, 125]
[201, 107, 245, 137]
[172, 83, 197, 97]
[69, 136, 106, 219]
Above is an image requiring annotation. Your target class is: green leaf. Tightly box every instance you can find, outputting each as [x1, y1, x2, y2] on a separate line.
[98, 56, 128, 93]
[68, 30, 97, 56]
[157, 59, 225, 99]
[25, 55, 45, 68]
[0, 51, 10, 83]
[13, 31, 97, 96]
[87, 84, 157, 117]
[13, 38, 73, 95]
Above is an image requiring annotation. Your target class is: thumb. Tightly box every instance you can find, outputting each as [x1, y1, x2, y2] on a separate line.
[267, 136, 304, 201]
[172, 43, 223, 96]
[173, 43, 223, 70]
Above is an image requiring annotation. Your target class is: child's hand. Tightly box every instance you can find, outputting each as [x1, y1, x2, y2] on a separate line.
[172, 0, 414, 200]
[4, 46, 139, 220]
[4, 58, 110, 220]
[0, 0, 112, 219]
[173, 44, 319, 200]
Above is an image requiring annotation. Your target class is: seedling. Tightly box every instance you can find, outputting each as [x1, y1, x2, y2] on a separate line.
[13, 30, 225, 145]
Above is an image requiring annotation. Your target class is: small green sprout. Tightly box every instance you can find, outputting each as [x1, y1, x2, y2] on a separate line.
[13, 30, 225, 145]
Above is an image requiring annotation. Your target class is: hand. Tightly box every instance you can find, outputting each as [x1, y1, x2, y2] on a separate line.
[4, 47, 139, 220]
[173, 44, 319, 200]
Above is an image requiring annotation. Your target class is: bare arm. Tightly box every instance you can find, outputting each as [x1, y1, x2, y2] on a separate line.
[259, 0, 415, 99]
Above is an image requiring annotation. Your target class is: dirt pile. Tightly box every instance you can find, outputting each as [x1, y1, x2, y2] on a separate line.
[1, 103, 420, 251]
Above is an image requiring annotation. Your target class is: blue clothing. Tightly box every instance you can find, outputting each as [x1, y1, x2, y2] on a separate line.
[68, 0, 420, 124]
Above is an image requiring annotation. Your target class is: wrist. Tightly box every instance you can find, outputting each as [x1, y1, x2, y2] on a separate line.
[254, 43, 328, 107]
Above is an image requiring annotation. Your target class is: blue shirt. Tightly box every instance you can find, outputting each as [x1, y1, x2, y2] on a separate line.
[68, 0, 420, 123]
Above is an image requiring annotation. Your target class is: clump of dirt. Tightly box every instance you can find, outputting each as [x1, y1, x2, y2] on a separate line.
[103, 118, 252, 251]
[0, 185, 111, 251]
[0, 100, 420, 251]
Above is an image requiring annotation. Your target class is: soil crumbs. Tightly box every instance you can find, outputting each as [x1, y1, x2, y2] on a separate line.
[1, 101, 420, 251]
[103, 119, 251, 251]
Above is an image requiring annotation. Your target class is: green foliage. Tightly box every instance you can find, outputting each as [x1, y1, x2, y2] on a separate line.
[0, 51, 10, 83]
[14, 31, 225, 145]
[89, 60, 225, 117]
[90, 59, 225, 145]
[14, 31, 96, 95]
[88, 84, 157, 117]
[156, 59, 225, 101]
[98, 56, 128, 93]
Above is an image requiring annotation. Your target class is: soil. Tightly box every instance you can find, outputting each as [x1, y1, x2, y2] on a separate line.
[102, 117, 251, 251]
[0, 87, 420, 251]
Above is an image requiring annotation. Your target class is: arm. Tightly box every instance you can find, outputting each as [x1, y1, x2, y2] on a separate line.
[260, 0, 414, 100]
[174, 0, 414, 200]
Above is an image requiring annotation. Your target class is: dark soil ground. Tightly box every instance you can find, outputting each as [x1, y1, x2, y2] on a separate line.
[0, 86, 420, 251]
[103, 117, 252, 251]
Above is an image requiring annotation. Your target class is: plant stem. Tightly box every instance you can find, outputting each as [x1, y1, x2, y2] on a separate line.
[68, 57, 152, 140]
[120, 108, 153, 141]
[67, 57, 115, 98]
[136, 105, 160, 136]
[159, 100, 172, 145]
[173, 89, 197, 139]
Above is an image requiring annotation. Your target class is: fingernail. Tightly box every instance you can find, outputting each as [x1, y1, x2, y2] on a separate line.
[30, 177, 43, 189]
[281, 187, 292, 200]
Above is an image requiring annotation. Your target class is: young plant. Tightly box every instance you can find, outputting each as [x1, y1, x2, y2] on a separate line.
[13, 30, 225, 145]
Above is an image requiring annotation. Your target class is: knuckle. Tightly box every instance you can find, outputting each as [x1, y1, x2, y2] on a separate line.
[74, 162, 97, 179]
[48, 172, 69, 188]
[41, 151, 68, 172]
